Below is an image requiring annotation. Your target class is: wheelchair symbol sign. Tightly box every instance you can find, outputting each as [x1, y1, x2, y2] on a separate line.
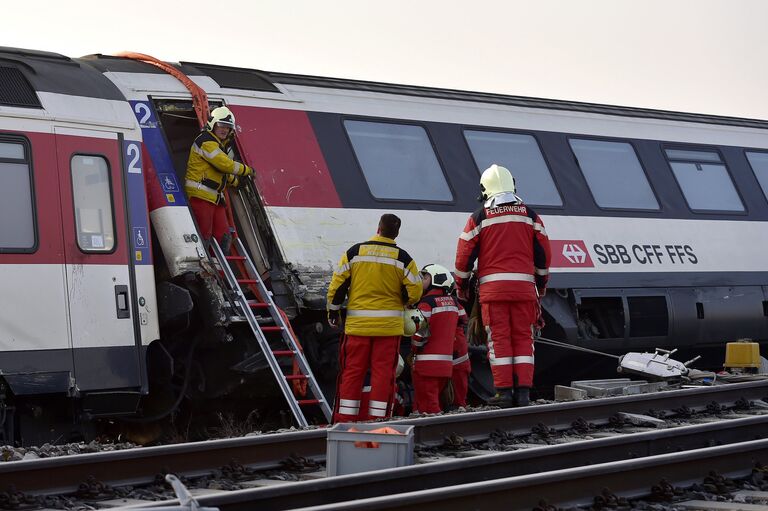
[133, 227, 148, 248]
[160, 174, 179, 192]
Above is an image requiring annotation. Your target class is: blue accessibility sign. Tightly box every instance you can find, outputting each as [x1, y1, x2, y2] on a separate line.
[159, 173, 180, 192]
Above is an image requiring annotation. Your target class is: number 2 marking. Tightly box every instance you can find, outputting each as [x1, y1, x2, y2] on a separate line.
[126, 143, 141, 174]
[134, 103, 152, 124]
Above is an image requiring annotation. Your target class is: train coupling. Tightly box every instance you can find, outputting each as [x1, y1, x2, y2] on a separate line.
[617, 348, 700, 380]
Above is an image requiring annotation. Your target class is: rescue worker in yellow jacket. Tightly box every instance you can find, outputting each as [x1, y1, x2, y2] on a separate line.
[327, 214, 422, 422]
[185, 106, 253, 252]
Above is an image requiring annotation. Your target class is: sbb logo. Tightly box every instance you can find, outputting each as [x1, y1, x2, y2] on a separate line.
[562, 243, 587, 264]
[550, 240, 594, 268]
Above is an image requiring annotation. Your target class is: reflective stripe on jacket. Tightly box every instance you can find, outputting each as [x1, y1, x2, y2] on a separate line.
[455, 200, 551, 302]
[185, 130, 252, 204]
[412, 289, 459, 377]
[327, 235, 422, 336]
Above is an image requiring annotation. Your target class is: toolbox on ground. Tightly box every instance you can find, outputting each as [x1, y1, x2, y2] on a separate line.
[326, 423, 415, 476]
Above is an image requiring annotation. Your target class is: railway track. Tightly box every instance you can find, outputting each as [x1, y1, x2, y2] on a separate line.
[1, 380, 767, 510]
[285, 438, 768, 511]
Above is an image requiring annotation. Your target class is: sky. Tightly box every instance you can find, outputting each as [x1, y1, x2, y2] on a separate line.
[4, 0, 767, 120]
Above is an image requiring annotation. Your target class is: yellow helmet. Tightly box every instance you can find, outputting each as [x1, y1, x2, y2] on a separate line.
[206, 106, 236, 131]
[403, 308, 426, 336]
[479, 164, 516, 201]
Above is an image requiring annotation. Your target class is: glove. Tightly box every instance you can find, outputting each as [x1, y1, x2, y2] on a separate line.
[457, 286, 468, 302]
[242, 165, 253, 177]
[328, 309, 341, 328]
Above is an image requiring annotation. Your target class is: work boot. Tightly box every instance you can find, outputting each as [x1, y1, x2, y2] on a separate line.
[487, 388, 514, 408]
[515, 387, 531, 407]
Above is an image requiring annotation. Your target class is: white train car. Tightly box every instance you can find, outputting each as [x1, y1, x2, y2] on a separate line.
[1, 47, 767, 443]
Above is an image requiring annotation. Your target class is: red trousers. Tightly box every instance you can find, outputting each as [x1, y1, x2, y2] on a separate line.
[451, 361, 471, 407]
[481, 300, 537, 388]
[359, 382, 400, 419]
[333, 335, 399, 423]
[412, 368, 449, 414]
[189, 197, 230, 241]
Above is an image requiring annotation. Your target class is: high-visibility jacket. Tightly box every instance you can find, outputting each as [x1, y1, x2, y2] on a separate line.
[411, 288, 459, 378]
[327, 235, 422, 336]
[455, 200, 551, 302]
[185, 130, 252, 205]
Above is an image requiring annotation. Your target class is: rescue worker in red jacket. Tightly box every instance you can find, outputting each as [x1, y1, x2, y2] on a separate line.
[327, 214, 422, 422]
[454, 164, 551, 407]
[185, 106, 253, 253]
[411, 264, 460, 414]
[451, 298, 471, 408]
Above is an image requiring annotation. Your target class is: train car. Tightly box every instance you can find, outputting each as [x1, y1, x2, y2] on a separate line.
[1, 46, 767, 444]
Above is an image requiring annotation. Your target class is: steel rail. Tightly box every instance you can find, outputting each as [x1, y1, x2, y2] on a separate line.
[156, 414, 768, 511]
[394, 379, 768, 445]
[282, 437, 768, 511]
[1, 380, 765, 494]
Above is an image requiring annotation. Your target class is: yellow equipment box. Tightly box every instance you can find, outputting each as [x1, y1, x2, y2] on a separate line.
[724, 341, 761, 369]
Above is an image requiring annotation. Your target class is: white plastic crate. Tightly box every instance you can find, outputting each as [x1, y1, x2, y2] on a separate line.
[326, 423, 415, 476]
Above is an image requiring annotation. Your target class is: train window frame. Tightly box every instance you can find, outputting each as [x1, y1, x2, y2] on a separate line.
[341, 117, 456, 205]
[460, 126, 565, 209]
[744, 149, 768, 204]
[0, 134, 38, 254]
[567, 135, 662, 212]
[69, 153, 118, 254]
[662, 144, 747, 215]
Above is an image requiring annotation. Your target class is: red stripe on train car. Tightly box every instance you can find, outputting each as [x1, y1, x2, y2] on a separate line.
[230, 106, 342, 208]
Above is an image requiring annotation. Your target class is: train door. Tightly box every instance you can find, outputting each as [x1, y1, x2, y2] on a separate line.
[53, 127, 142, 395]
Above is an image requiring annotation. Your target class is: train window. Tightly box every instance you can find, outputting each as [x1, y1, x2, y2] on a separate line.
[745, 151, 768, 201]
[463, 130, 562, 206]
[569, 139, 659, 210]
[0, 140, 35, 250]
[344, 120, 453, 201]
[71, 155, 115, 252]
[664, 149, 722, 162]
[664, 148, 743, 212]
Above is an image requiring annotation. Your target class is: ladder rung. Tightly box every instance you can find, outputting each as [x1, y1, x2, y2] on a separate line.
[272, 350, 295, 357]
[261, 326, 283, 332]
[285, 374, 309, 380]
[238, 279, 258, 284]
[247, 301, 270, 308]
[225, 255, 246, 261]
[298, 399, 322, 405]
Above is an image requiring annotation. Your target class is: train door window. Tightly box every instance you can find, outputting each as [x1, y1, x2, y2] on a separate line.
[463, 130, 562, 206]
[569, 138, 659, 210]
[745, 151, 768, 201]
[664, 148, 744, 212]
[344, 120, 453, 201]
[71, 155, 115, 252]
[0, 139, 35, 251]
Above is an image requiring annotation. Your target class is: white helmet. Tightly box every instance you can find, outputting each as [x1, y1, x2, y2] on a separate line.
[479, 164, 516, 201]
[206, 106, 236, 131]
[421, 263, 455, 291]
[403, 308, 426, 336]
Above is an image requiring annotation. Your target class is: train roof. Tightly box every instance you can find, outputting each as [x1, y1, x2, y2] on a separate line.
[0, 47, 125, 106]
[2, 47, 767, 131]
